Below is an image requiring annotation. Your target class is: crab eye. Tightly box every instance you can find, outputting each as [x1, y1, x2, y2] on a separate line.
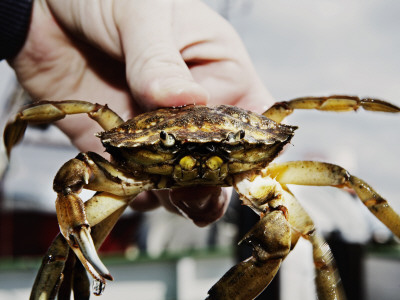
[160, 130, 175, 147]
[227, 130, 245, 143]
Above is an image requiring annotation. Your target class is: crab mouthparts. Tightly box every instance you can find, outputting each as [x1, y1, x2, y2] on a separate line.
[174, 152, 227, 183]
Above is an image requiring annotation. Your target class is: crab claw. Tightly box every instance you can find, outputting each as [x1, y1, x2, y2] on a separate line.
[56, 192, 113, 285]
[69, 225, 113, 283]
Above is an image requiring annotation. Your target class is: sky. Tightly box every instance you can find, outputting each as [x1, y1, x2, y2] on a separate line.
[214, 0, 400, 101]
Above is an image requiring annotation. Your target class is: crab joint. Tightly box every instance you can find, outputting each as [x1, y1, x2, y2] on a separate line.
[160, 130, 175, 147]
[179, 155, 197, 171]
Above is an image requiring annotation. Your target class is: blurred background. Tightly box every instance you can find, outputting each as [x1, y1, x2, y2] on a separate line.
[0, 0, 399, 299]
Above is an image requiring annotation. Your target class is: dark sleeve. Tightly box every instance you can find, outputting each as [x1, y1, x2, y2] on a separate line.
[0, 0, 33, 60]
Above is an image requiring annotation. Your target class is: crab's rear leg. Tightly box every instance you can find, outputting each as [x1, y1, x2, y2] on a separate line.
[266, 161, 400, 237]
[263, 95, 400, 123]
[4, 100, 124, 157]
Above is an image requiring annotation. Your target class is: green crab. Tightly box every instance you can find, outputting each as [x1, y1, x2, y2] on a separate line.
[4, 95, 400, 299]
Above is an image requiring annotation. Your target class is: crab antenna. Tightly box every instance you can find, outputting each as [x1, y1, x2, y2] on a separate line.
[160, 130, 175, 147]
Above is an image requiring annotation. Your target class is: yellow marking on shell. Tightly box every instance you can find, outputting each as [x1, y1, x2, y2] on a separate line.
[127, 135, 155, 143]
[133, 150, 173, 165]
[230, 148, 270, 162]
[179, 156, 197, 171]
[229, 162, 258, 173]
[206, 156, 223, 170]
[145, 165, 173, 175]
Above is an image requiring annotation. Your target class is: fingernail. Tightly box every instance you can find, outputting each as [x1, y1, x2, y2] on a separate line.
[148, 78, 209, 108]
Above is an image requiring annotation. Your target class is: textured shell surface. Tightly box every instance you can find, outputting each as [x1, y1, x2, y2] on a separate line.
[99, 105, 296, 148]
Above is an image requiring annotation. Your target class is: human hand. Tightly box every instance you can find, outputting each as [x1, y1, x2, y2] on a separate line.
[9, 0, 274, 226]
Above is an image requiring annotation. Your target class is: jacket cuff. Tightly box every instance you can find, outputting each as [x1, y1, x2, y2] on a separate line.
[0, 0, 33, 60]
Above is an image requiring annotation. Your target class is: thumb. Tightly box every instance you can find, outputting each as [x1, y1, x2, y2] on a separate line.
[116, 3, 209, 109]
[46, 0, 209, 110]
[125, 41, 209, 109]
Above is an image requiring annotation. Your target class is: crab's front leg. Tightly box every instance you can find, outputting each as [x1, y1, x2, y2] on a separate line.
[207, 212, 290, 300]
[31, 195, 131, 300]
[207, 171, 344, 300]
[207, 173, 294, 299]
[52, 152, 155, 284]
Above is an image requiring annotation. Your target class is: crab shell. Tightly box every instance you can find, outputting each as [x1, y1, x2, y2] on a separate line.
[98, 105, 296, 185]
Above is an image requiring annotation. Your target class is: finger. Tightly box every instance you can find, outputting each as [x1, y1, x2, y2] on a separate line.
[46, 0, 209, 109]
[129, 191, 162, 212]
[169, 186, 231, 227]
[116, 3, 210, 109]
[169, 0, 275, 112]
[125, 42, 210, 110]
[188, 59, 275, 113]
[134, 187, 230, 227]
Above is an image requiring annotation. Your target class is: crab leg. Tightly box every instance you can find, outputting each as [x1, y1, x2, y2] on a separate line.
[68, 205, 128, 298]
[52, 152, 155, 287]
[57, 249, 90, 300]
[3, 100, 124, 157]
[207, 210, 291, 299]
[208, 172, 294, 299]
[208, 170, 345, 300]
[30, 234, 69, 300]
[262, 95, 400, 123]
[30, 198, 129, 300]
[30, 162, 155, 299]
[265, 161, 400, 238]
[280, 185, 345, 300]
[207, 172, 290, 300]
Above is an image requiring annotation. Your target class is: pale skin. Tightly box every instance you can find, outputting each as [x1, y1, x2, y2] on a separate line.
[8, 0, 274, 226]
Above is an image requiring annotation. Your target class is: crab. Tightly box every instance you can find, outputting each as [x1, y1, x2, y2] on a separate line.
[3, 95, 400, 300]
